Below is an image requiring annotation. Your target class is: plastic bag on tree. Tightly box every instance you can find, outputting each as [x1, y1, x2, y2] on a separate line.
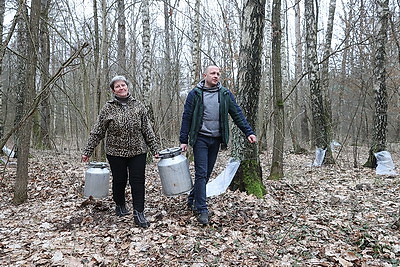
[206, 158, 241, 197]
[330, 140, 341, 152]
[312, 147, 326, 167]
[374, 151, 397, 176]
[2, 146, 15, 158]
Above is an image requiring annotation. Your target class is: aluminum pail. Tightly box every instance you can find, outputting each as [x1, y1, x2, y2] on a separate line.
[157, 147, 192, 196]
[84, 162, 110, 198]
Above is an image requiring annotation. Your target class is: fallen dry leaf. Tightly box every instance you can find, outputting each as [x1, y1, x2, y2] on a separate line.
[0, 146, 399, 266]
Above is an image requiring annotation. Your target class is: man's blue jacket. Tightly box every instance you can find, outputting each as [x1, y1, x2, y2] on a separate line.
[179, 82, 255, 147]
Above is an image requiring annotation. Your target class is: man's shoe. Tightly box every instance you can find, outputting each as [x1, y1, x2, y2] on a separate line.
[133, 210, 150, 228]
[197, 212, 209, 225]
[115, 204, 131, 217]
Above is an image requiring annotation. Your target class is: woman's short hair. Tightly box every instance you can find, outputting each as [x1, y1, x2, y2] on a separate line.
[109, 75, 128, 89]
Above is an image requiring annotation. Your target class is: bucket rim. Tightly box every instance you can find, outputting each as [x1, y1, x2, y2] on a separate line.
[87, 162, 108, 168]
[159, 147, 182, 158]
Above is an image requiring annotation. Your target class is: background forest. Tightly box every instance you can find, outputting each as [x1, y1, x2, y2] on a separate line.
[0, 0, 399, 204]
[1, 0, 400, 168]
[1, 0, 399, 159]
[1, 0, 400, 266]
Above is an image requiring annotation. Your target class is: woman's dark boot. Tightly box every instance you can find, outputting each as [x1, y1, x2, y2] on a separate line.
[115, 204, 131, 216]
[133, 210, 150, 228]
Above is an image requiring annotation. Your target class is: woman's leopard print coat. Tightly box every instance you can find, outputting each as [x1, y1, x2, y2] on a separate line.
[83, 96, 160, 158]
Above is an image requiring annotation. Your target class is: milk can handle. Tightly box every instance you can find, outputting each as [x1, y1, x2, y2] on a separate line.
[159, 147, 182, 159]
[87, 162, 109, 168]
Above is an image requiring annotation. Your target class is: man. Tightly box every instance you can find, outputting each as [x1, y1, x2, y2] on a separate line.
[179, 65, 257, 225]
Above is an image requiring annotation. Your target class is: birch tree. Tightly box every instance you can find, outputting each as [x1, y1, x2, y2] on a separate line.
[305, 0, 329, 158]
[141, 0, 155, 122]
[320, 0, 337, 164]
[230, 0, 265, 197]
[191, 0, 201, 86]
[364, 0, 389, 167]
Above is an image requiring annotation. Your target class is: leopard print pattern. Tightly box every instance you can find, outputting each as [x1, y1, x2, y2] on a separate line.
[83, 96, 160, 157]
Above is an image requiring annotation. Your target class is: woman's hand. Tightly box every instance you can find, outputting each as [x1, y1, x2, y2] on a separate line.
[81, 155, 90, 162]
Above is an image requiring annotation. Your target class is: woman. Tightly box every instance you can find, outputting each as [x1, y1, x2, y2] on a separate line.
[82, 75, 159, 228]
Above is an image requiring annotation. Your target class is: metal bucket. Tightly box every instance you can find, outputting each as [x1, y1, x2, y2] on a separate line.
[84, 162, 110, 198]
[157, 147, 193, 196]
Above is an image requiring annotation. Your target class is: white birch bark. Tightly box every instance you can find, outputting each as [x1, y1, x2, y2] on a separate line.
[320, 0, 337, 163]
[231, 0, 265, 197]
[191, 0, 201, 86]
[366, 0, 389, 167]
[305, 0, 327, 150]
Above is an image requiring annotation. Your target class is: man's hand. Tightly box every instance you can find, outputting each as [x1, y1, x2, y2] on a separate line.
[180, 144, 188, 152]
[247, 134, 257, 143]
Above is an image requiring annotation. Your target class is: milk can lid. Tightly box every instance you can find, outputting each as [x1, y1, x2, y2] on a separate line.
[88, 162, 108, 168]
[159, 147, 182, 159]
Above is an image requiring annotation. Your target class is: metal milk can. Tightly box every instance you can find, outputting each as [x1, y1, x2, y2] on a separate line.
[157, 147, 193, 196]
[84, 162, 110, 198]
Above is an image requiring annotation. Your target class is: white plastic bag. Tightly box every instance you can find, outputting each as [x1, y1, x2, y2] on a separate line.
[330, 140, 341, 152]
[2, 146, 15, 158]
[312, 147, 326, 167]
[374, 151, 397, 176]
[206, 158, 241, 197]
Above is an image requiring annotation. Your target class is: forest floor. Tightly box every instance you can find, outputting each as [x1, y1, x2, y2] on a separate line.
[0, 145, 400, 266]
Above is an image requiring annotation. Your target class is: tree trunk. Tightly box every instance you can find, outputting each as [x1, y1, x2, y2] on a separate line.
[117, 0, 126, 75]
[364, 0, 389, 167]
[320, 0, 337, 164]
[162, 0, 172, 140]
[305, 0, 328, 153]
[92, 0, 109, 161]
[294, 2, 310, 147]
[269, 0, 284, 180]
[37, 0, 52, 149]
[88, 0, 100, 160]
[217, 1, 238, 91]
[141, 0, 155, 122]
[0, 0, 5, 140]
[288, 0, 307, 154]
[191, 0, 201, 86]
[13, 4, 29, 202]
[256, 0, 271, 152]
[230, 0, 265, 198]
[14, 0, 41, 204]
[338, 4, 351, 140]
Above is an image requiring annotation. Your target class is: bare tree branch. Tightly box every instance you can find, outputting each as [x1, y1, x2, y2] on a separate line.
[0, 42, 89, 150]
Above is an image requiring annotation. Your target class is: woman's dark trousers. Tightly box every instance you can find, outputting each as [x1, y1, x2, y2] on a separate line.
[107, 153, 147, 212]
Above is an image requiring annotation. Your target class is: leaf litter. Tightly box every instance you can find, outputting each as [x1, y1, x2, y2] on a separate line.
[0, 145, 399, 266]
